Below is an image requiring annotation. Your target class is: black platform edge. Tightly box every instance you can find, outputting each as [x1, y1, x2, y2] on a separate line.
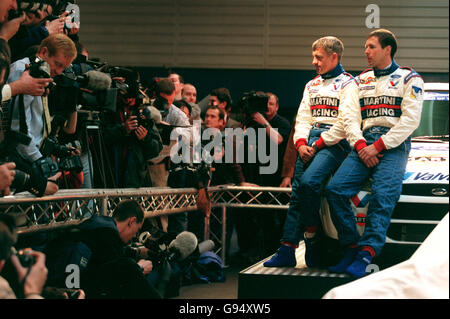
[238, 241, 355, 299]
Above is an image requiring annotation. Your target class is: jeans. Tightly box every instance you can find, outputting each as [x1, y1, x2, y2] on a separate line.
[281, 128, 350, 245]
[326, 127, 411, 256]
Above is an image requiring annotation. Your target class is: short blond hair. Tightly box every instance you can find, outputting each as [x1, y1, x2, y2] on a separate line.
[39, 34, 77, 59]
[312, 36, 344, 61]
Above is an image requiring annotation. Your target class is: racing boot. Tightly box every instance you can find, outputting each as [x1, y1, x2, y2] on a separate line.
[304, 232, 321, 268]
[345, 250, 373, 278]
[263, 244, 296, 267]
[328, 246, 358, 273]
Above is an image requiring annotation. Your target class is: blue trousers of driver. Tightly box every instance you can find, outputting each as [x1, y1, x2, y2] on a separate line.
[325, 126, 411, 256]
[281, 127, 350, 246]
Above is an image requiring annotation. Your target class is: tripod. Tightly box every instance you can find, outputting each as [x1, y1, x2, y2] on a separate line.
[78, 109, 116, 188]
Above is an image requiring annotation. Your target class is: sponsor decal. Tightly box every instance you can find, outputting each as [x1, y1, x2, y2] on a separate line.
[360, 96, 403, 119]
[310, 97, 340, 117]
[390, 74, 401, 79]
[390, 80, 399, 87]
[360, 76, 376, 85]
[360, 85, 375, 90]
[404, 171, 449, 182]
[409, 155, 448, 163]
[411, 85, 423, 99]
[356, 213, 366, 227]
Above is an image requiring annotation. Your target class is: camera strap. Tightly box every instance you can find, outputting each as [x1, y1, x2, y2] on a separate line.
[8, 94, 28, 136]
[41, 96, 52, 140]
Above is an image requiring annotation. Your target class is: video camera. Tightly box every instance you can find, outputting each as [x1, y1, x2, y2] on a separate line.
[238, 91, 269, 115]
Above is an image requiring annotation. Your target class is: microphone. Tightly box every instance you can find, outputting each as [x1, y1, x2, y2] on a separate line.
[168, 231, 198, 261]
[146, 106, 162, 124]
[197, 240, 215, 255]
[76, 70, 112, 91]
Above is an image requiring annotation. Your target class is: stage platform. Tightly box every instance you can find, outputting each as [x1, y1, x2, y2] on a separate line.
[237, 241, 355, 299]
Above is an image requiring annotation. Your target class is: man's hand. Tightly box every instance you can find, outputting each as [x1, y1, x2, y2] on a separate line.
[0, 162, 16, 196]
[358, 144, 383, 168]
[279, 177, 292, 188]
[44, 13, 67, 34]
[137, 259, 153, 275]
[251, 112, 268, 126]
[124, 115, 138, 134]
[240, 182, 259, 187]
[9, 70, 53, 97]
[44, 171, 61, 195]
[0, 13, 26, 41]
[10, 250, 48, 298]
[298, 145, 316, 163]
[135, 126, 148, 141]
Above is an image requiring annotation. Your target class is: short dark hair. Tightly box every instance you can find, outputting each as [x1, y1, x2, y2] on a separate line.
[174, 99, 192, 114]
[211, 88, 232, 110]
[156, 78, 175, 95]
[169, 72, 184, 84]
[112, 199, 144, 223]
[368, 29, 398, 58]
[206, 105, 225, 121]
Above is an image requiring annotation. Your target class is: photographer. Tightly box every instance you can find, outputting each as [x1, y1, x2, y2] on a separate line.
[6, 33, 76, 196]
[100, 67, 162, 188]
[0, 214, 47, 299]
[45, 199, 160, 299]
[1, 37, 59, 197]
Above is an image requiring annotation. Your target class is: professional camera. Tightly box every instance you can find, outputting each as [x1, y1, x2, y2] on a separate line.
[38, 137, 83, 178]
[10, 247, 35, 267]
[238, 91, 269, 115]
[26, 56, 56, 91]
[27, 56, 50, 78]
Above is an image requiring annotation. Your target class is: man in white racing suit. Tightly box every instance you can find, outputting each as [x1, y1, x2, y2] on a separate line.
[326, 29, 424, 278]
[264, 36, 352, 268]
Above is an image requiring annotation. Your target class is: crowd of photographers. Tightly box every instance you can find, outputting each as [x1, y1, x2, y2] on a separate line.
[0, 0, 294, 299]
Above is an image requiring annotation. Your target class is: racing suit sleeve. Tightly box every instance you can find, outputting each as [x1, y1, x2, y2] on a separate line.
[373, 75, 424, 151]
[341, 78, 365, 150]
[293, 84, 314, 149]
[318, 80, 355, 148]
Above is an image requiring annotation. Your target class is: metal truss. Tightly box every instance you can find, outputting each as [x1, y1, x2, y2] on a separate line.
[0, 186, 292, 265]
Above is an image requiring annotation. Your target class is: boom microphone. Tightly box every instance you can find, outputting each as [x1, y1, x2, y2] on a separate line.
[168, 231, 198, 261]
[76, 70, 112, 91]
[197, 239, 215, 255]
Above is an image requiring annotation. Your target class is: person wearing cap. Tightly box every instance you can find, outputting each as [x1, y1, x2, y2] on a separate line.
[264, 36, 353, 269]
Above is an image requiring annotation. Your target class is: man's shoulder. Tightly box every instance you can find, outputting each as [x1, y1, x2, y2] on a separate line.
[10, 57, 29, 70]
[271, 114, 290, 127]
[7, 57, 29, 83]
[167, 104, 190, 125]
[397, 66, 423, 84]
[79, 215, 117, 232]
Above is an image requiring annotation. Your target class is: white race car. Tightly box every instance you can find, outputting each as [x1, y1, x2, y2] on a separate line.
[320, 83, 449, 267]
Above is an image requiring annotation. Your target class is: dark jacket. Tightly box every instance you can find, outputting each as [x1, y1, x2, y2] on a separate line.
[100, 102, 163, 188]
